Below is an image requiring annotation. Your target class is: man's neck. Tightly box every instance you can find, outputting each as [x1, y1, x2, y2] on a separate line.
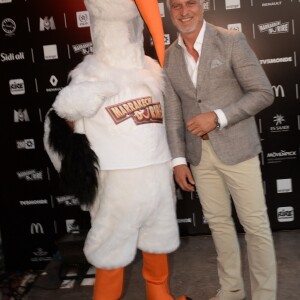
[181, 22, 203, 50]
[181, 23, 203, 61]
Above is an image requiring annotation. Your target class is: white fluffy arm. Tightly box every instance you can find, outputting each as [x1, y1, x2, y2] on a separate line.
[53, 80, 119, 121]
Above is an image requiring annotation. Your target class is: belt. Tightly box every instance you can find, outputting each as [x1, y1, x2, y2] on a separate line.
[201, 133, 209, 140]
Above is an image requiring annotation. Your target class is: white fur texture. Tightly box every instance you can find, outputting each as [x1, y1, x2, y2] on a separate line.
[84, 162, 179, 269]
[85, 0, 145, 69]
[53, 79, 119, 121]
[47, 0, 178, 269]
[52, 55, 164, 121]
[84, 0, 139, 21]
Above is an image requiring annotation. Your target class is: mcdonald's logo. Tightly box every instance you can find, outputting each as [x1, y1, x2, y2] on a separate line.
[272, 85, 285, 98]
[30, 223, 44, 234]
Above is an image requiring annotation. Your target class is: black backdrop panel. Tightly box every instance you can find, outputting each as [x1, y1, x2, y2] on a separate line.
[0, 0, 299, 271]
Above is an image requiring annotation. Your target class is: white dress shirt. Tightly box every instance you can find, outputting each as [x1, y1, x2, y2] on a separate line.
[173, 20, 228, 167]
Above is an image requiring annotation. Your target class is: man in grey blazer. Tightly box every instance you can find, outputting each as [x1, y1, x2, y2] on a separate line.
[164, 0, 277, 299]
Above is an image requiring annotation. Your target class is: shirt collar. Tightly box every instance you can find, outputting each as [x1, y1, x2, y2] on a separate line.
[178, 20, 206, 53]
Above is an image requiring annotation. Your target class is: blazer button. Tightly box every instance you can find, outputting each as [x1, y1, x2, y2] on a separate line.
[197, 99, 202, 103]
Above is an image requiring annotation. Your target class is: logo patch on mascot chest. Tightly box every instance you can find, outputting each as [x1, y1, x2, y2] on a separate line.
[105, 96, 163, 125]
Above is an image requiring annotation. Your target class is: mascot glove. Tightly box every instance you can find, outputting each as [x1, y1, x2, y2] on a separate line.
[53, 80, 119, 121]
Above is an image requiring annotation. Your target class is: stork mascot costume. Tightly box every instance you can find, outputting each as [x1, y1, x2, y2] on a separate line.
[44, 0, 190, 299]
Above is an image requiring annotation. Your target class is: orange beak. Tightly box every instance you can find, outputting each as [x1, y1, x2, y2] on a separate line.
[134, 0, 165, 67]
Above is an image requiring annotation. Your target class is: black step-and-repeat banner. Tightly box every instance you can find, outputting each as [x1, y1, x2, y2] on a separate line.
[0, 0, 299, 271]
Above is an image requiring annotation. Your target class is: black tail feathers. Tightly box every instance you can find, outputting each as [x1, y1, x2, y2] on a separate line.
[47, 110, 99, 208]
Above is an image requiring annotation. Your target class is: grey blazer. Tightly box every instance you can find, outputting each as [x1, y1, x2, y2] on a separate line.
[164, 23, 274, 166]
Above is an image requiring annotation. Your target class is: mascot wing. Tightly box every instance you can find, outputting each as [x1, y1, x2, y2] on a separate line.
[43, 0, 165, 208]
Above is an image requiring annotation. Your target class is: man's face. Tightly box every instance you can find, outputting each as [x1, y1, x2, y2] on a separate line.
[169, 0, 204, 35]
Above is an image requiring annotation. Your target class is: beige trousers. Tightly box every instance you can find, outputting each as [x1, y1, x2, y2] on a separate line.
[191, 141, 277, 300]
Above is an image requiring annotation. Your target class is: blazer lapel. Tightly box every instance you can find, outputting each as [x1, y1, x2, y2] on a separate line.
[175, 43, 197, 92]
[196, 24, 217, 98]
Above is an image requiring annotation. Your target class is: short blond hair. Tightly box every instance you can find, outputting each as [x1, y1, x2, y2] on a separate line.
[166, 0, 205, 10]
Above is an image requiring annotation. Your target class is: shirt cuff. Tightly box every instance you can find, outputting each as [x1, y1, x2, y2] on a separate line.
[172, 157, 187, 168]
[214, 109, 228, 129]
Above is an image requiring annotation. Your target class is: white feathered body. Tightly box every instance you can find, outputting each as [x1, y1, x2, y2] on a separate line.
[45, 0, 179, 268]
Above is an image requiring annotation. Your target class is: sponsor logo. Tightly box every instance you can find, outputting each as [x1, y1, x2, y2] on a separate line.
[16, 139, 35, 150]
[272, 85, 285, 98]
[277, 207, 294, 222]
[106, 96, 163, 125]
[31, 248, 52, 262]
[164, 34, 170, 45]
[225, 0, 241, 10]
[46, 75, 63, 92]
[19, 199, 48, 206]
[202, 216, 208, 224]
[76, 11, 90, 28]
[262, 1, 282, 7]
[30, 223, 44, 234]
[39, 16, 56, 31]
[1, 51, 25, 62]
[270, 114, 290, 133]
[276, 178, 292, 193]
[9, 79, 25, 95]
[2, 18, 16, 36]
[177, 218, 192, 224]
[260, 56, 293, 65]
[43, 44, 58, 60]
[72, 42, 93, 55]
[258, 20, 289, 34]
[158, 3, 165, 17]
[66, 219, 80, 233]
[14, 109, 30, 122]
[273, 114, 285, 125]
[150, 34, 170, 46]
[227, 23, 242, 32]
[203, 0, 211, 11]
[56, 195, 80, 206]
[17, 169, 44, 181]
[266, 150, 297, 163]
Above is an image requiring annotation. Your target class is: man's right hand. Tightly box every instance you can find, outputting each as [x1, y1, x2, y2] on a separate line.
[173, 164, 195, 192]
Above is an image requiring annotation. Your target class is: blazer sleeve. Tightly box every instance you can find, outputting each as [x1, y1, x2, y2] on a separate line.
[163, 72, 186, 160]
[221, 31, 274, 126]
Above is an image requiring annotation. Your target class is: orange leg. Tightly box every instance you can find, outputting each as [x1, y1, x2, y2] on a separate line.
[142, 252, 190, 300]
[93, 267, 124, 300]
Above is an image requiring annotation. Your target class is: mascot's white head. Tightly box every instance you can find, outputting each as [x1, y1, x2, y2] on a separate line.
[84, 0, 165, 69]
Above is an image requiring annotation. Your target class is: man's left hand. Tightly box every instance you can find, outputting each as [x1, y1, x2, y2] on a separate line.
[186, 111, 217, 137]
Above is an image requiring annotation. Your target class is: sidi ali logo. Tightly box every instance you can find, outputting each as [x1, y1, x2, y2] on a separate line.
[1, 51, 25, 62]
